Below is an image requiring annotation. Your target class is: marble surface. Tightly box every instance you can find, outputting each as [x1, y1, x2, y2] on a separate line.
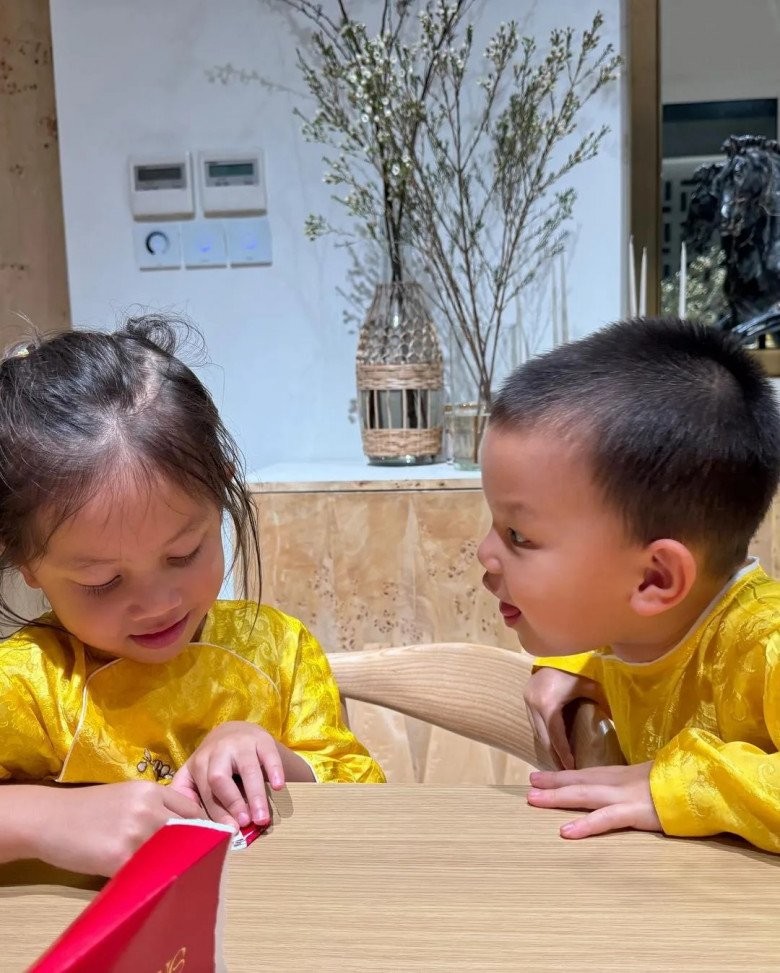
[248, 460, 481, 492]
[251, 480, 530, 784]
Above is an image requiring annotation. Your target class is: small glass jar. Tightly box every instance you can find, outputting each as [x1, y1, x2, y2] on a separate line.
[444, 402, 490, 470]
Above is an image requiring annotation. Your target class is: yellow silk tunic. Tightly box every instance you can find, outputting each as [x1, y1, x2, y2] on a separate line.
[536, 561, 780, 853]
[0, 600, 385, 786]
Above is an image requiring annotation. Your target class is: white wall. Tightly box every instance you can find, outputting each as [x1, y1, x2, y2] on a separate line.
[662, 0, 780, 105]
[50, 0, 625, 471]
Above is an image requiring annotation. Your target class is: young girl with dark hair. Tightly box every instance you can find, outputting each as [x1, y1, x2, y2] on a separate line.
[0, 316, 384, 877]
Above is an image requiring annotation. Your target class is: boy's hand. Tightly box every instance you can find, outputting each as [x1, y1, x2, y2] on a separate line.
[171, 721, 285, 830]
[27, 781, 204, 877]
[524, 667, 608, 770]
[527, 762, 661, 838]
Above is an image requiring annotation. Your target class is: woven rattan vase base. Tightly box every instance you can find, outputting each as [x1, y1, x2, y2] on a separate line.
[360, 427, 442, 465]
[355, 282, 444, 466]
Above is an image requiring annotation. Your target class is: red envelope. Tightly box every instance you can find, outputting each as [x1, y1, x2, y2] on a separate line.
[28, 819, 233, 973]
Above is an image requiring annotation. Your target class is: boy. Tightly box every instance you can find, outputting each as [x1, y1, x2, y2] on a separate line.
[477, 317, 780, 853]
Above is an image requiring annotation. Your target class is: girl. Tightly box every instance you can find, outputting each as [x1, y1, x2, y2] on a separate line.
[0, 315, 384, 877]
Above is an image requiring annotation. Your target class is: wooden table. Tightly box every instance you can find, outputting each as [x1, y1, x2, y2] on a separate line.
[1, 785, 778, 972]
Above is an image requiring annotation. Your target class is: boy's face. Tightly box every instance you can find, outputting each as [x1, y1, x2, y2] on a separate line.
[478, 425, 648, 656]
[20, 474, 225, 663]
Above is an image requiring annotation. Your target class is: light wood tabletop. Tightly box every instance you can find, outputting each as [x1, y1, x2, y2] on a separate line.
[1, 784, 778, 972]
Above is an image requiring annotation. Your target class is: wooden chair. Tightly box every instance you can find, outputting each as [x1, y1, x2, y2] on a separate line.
[329, 642, 625, 770]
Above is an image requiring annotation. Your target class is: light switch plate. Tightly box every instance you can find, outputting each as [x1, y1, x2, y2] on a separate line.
[133, 223, 182, 270]
[181, 220, 228, 268]
[226, 217, 272, 266]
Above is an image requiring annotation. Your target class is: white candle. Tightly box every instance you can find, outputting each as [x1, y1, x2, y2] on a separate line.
[639, 247, 647, 317]
[628, 237, 637, 317]
[551, 261, 559, 347]
[678, 240, 687, 318]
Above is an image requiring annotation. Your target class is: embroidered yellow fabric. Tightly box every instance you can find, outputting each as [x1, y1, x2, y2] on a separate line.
[536, 564, 780, 853]
[0, 601, 385, 785]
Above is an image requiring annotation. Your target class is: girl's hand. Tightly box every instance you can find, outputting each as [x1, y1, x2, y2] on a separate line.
[170, 721, 286, 830]
[524, 667, 608, 770]
[23, 781, 204, 877]
[527, 761, 661, 838]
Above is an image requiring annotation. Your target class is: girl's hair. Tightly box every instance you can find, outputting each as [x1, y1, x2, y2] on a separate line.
[0, 314, 262, 628]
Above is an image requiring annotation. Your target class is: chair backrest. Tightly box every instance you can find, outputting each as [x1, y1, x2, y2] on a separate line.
[329, 642, 625, 769]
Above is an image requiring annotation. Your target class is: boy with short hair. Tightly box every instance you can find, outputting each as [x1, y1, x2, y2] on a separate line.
[478, 317, 780, 852]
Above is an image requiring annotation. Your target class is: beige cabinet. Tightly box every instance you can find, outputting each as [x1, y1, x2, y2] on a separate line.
[249, 469, 530, 784]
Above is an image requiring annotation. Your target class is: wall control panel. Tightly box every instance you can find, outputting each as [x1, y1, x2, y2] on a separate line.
[129, 154, 194, 219]
[226, 217, 272, 266]
[197, 149, 266, 215]
[134, 219, 272, 271]
[133, 223, 182, 269]
[129, 148, 271, 268]
[181, 220, 228, 268]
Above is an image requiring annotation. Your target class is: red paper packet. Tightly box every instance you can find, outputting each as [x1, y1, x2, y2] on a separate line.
[232, 821, 267, 850]
[28, 819, 233, 973]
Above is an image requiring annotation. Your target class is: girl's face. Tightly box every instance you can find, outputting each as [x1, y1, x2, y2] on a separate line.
[19, 473, 225, 663]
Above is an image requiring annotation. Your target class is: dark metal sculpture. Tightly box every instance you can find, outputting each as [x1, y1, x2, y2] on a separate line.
[685, 135, 780, 342]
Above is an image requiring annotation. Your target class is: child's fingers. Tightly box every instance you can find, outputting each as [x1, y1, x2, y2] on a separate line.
[163, 787, 206, 821]
[529, 768, 581, 788]
[559, 804, 632, 839]
[257, 741, 285, 791]
[168, 766, 201, 806]
[527, 782, 617, 811]
[547, 711, 575, 771]
[236, 757, 270, 826]
[202, 756, 247, 828]
[526, 704, 559, 769]
[529, 765, 624, 788]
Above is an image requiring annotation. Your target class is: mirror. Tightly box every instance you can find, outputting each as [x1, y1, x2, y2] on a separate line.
[633, 1, 780, 359]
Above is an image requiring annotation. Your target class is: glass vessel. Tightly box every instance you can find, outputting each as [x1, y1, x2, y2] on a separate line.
[356, 281, 443, 465]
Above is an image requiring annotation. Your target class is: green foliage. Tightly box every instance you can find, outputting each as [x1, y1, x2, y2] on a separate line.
[661, 246, 727, 326]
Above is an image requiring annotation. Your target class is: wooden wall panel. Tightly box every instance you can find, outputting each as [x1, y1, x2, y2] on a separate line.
[0, 0, 70, 348]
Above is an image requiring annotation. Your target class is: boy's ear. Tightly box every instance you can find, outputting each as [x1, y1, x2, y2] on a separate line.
[629, 539, 697, 616]
[18, 564, 42, 590]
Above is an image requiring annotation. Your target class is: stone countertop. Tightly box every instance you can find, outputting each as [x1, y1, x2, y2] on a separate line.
[247, 461, 482, 493]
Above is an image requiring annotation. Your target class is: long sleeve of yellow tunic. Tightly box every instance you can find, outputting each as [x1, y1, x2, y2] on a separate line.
[535, 562, 780, 853]
[0, 600, 385, 786]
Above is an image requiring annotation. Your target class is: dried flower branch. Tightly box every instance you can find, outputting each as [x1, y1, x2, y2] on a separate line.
[276, 1, 620, 409]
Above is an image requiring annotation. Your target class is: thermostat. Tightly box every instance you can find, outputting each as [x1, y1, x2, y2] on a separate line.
[129, 154, 194, 220]
[197, 149, 266, 216]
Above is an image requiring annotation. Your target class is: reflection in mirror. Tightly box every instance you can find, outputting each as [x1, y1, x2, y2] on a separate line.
[660, 1, 780, 348]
